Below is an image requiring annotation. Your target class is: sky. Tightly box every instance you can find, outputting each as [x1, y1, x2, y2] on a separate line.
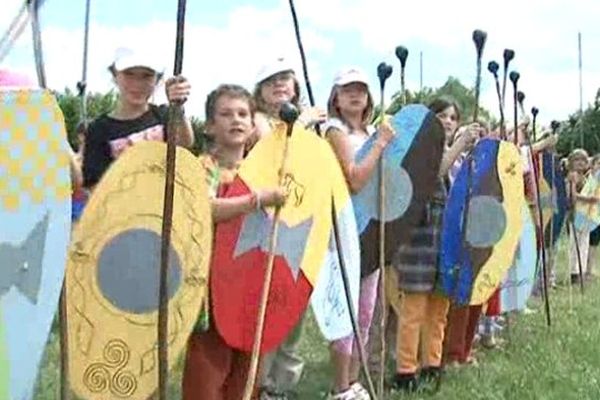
[2, 0, 600, 126]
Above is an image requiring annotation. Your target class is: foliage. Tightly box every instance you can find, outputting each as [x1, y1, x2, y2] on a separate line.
[385, 76, 493, 124]
[556, 89, 600, 157]
[54, 88, 117, 150]
[190, 116, 210, 156]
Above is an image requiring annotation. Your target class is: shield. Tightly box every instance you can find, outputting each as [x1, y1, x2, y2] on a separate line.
[537, 151, 567, 248]
[500, 204, 537, 313]
[352, 104, 445, 276]
[310, 139, 360, 341]
[66, 141, 211, 400]
[212, 123, 341, 352]
[0, 89, 71, 400]
[574, 170, 600, 232]
[440, 138, 525, 305]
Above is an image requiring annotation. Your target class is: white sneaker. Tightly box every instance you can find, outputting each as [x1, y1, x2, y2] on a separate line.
[327, 388, 357, 400]
[350, 382, 371, 400]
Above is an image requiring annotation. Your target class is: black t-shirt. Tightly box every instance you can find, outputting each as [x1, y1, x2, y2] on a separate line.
[83, 104, 168, 188]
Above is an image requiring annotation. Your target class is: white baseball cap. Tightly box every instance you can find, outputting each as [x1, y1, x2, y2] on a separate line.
[111, 47, 165, 74]
[255, 56, 295, 83]
[333, 67, 369, 87]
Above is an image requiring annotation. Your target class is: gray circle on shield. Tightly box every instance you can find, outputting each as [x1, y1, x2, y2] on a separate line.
[385, 166, 413, 220]
[466, 195, 507, 248]
[97, 229, 182, 314]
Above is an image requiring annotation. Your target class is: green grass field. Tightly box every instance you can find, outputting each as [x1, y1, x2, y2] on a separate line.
[34, 241, 600, 399]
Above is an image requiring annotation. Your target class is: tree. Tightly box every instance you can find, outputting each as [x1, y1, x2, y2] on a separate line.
[386, 76, 493, 123]
[555, 90, 600, 157]
[190, 116, 210, 155]
[54, 88, 117, 149]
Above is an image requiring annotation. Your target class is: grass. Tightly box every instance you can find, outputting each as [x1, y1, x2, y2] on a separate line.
[34, 240, 600, 399]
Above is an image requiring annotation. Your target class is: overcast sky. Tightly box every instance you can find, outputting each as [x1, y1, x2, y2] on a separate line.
[3, 0, 600, 126]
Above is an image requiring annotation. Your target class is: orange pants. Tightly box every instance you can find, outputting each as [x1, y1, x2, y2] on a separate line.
[395, 293, 450, 374]
[182, 326, 259, 400]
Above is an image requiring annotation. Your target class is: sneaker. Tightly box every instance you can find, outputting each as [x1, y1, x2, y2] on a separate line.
[480, 334, 497, 349]
[521, 307, 536, 315]
[350, 382, 370, 400]
[420, 366, 443, 382]
[391, 373, 419, 393]
[327, 388, 358, 400]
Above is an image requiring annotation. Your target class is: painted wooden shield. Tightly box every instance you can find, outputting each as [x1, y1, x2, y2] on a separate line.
[574, 170, 600, 232]
[500, 204, 537, 313]
[0, 89, 71, 400]
[440, 138, 525, 305]
[310, 139, 360, 341]
[538, 151, 567, 247]
[352, 104, 445, 276]
[66, 141, 211, 400]
[212, 123, 337, 353]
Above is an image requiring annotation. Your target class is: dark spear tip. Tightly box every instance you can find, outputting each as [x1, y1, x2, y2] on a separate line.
[509, 71, 520, 84]
[377, 62, 393, 86]
[395, 46, 409, 67]
[551, 120, 560, 132]
[503, 49, 515, 64]
[279, 102, 300, 125]
[472, 29, 487, 56]
[487, 61, 500, 75]
[518, 91, 526, 104]
[531, 107, 539, 117]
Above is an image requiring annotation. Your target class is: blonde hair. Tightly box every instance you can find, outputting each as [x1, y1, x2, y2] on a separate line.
[326, 84, 374, 130]
[568, 148, 589, 170]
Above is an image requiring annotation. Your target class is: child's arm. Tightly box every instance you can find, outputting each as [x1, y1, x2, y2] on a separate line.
[68, 146, 83, 190]
[531, 134, 558, 155]
[165, 76, 194, 148]
[575, 193, 600, 204]
[439, 124, 478, 177]
[212, 189, 286, 223]
[326, 122, 394, 194]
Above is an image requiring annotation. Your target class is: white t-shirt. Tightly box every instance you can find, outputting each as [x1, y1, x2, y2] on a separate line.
[323, 117, 376, 155]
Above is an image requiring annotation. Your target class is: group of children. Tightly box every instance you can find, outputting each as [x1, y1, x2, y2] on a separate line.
[5, 41, 599, 399]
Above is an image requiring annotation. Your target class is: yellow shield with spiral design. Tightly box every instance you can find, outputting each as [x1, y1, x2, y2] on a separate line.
[67, 141, 212, 399]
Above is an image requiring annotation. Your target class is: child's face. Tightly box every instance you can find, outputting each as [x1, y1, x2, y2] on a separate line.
[436, 106, 459, 142]
[335, 82, 369, 116]
[593, 158, 600, 172]
[208, 95, 253, 148]
[114, 67, 158, 106]
[260, 72, 296, 107]
[572, 156, 588, 172]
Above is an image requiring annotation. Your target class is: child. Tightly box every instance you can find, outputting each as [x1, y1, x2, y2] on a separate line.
[568, 149, 597, 283]
[181, 84, 286, 400]
[587, 155, 600, 279]
[324, 67, 395, 400]
[82, 46, 194, 189]
[392, 98, 477, 392]
[253, 56, 326, 400]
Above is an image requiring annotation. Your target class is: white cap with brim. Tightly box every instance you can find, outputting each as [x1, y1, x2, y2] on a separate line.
[112, 47, 165, 74]
[255, 56, 295, 84]
[333, 67, 369, 87]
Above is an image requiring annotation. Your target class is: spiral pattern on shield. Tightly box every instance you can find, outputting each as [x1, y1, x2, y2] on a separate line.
[83, 363, 110, 393]
[112, 370, 137, 397]
[103, 339, 130, 368]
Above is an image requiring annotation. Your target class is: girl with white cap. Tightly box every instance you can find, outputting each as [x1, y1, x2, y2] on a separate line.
[254, 56, 327, 400]
[82, 46, 194, 189]
[249, 56, 327, 150]
[323, 66, 396, 400]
